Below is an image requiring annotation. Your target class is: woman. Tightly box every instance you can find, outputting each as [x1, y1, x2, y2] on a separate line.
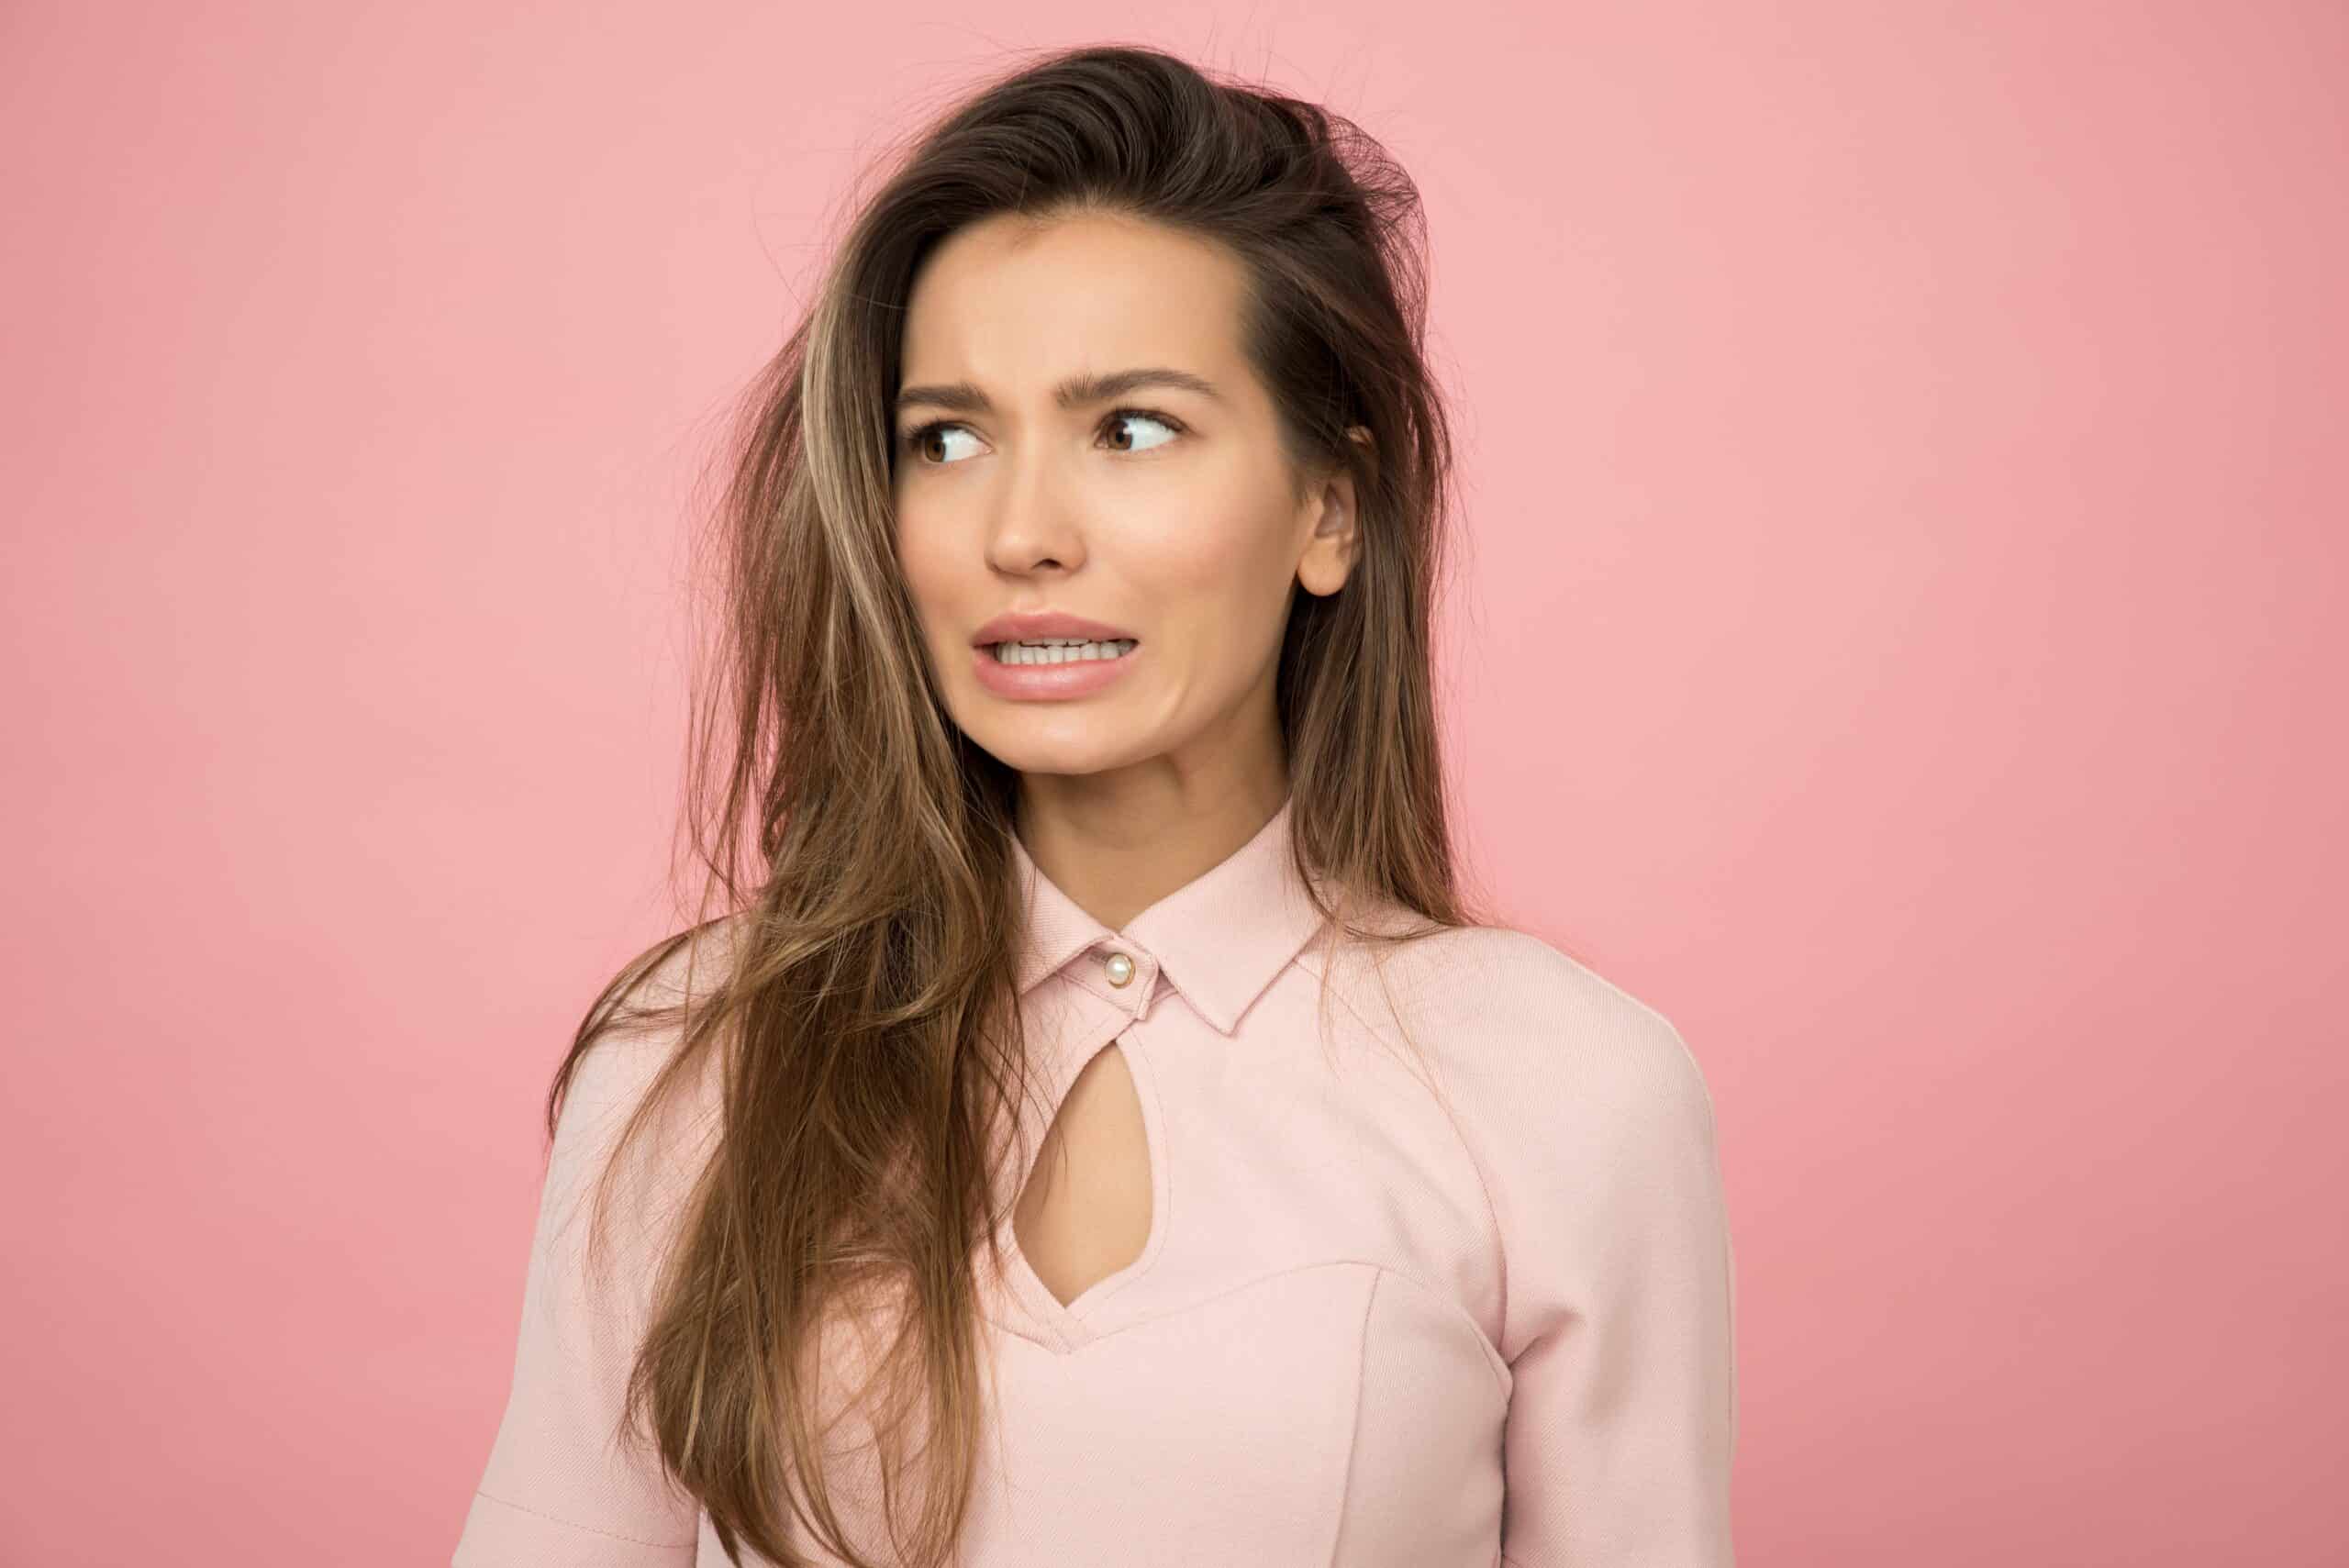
[453, 42, 1735, 1568]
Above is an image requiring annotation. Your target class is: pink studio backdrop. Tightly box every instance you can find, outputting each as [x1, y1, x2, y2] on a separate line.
[4, 4, 2341, 1563]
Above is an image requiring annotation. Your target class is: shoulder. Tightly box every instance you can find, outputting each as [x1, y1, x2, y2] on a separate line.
[580, 915, 747, 1062]
[1342, 926, 1729, 1355]
[554, 916, 745, 1168]
[1324, 921, 1715, 1133]
[626, 911, 752, 1015]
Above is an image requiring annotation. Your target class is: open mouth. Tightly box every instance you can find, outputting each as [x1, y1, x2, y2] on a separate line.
[986, 638, 1141, 665]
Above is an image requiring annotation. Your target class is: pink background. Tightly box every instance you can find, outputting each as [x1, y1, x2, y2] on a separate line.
[5, 4, 2342, 1562]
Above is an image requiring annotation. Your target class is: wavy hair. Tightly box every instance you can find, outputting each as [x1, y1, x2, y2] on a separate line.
[550, 42, 1478, 1566]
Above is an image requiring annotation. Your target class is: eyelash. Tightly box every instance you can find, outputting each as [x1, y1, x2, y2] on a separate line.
[896, 406, 1186, 465]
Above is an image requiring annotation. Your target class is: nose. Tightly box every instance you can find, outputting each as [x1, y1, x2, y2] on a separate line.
[982, 452, 1087, 576]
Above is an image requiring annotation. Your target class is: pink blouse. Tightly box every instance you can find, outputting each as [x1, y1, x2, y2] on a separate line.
[452, 798, 1738, 1565]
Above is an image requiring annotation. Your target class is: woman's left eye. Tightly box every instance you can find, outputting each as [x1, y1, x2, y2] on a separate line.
[1101, 408, 1181, 453]
[896, 407, 1184, 466]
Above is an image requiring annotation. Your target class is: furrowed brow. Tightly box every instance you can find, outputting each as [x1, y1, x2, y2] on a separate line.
[893, 367, 1222, 417]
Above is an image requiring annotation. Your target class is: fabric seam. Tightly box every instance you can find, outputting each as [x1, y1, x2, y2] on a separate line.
[469, 1487, 696, 1551]
[1322, 1266, 1382, 1568]
[1296, 952, 1513, 1358]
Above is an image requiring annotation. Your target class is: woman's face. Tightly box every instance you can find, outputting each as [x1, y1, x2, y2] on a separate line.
[891, 210, 1359, 789]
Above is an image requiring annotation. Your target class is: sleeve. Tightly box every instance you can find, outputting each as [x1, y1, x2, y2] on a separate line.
[1466, 940, 1740, 1566]
[451, 1024, 715, 1567]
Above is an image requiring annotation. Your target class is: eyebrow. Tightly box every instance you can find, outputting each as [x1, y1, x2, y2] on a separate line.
[893, 367, 1224, 419]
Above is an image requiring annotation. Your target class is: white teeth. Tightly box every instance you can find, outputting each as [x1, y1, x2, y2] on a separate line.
[991, 639, 1138, 665]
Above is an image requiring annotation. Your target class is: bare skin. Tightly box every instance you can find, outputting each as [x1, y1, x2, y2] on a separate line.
[892, 209, 1364, 1307]
[1008, 1045, 1154, 1309]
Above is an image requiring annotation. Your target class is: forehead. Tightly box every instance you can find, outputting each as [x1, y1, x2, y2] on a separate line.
[899, 211, 1253, 393]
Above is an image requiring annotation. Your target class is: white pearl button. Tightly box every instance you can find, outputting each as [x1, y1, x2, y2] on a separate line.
[1103, 951, 1135, 987]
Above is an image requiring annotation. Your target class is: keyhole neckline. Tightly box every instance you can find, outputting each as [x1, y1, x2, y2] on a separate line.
[994, 1025, 1171, 1350]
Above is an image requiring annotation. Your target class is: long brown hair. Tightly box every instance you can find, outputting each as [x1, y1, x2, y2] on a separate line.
[551, 42, 1482, 1566]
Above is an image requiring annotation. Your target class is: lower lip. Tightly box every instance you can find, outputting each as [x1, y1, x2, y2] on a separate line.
[970, 642, 1141, 701]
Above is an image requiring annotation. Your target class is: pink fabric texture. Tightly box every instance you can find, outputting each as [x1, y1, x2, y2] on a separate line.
[453, 797, 1738, 1564]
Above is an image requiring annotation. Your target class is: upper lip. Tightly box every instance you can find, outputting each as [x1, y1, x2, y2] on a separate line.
[971, 611, 1140, 647]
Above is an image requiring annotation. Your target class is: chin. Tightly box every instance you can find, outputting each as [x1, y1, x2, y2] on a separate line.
[961, 716, 1150, 776]
[979, 739, 1141, 777]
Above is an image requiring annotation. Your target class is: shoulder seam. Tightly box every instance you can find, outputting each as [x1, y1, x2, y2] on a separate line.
[470, 1487, 696, 1551]
[1499, 928, 1720, 1139]
[1298, 954, 1515, 1359]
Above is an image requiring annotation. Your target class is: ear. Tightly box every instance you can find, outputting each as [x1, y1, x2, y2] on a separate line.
[1297, 426, 1373, 598]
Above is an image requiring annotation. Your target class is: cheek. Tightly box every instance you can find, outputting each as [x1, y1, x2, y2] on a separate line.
[1134, 482, 1297, 626]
